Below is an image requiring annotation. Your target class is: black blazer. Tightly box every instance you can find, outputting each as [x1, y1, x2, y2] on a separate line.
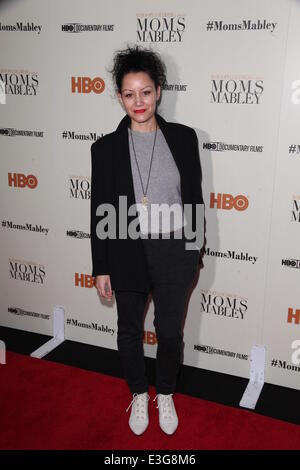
[90, 112, 204, 292]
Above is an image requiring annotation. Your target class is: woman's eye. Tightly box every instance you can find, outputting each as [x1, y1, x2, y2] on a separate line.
[124, 91, 150, 98]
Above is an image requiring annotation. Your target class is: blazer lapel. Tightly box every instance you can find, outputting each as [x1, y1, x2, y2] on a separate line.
[113, 124, 137, 211]
[155, 113, 183, 175]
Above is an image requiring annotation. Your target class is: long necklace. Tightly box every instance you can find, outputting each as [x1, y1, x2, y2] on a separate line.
[129, 123, 158, 210]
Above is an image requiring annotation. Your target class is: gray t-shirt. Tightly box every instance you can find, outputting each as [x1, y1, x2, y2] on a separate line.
[128, 127, 187, 235]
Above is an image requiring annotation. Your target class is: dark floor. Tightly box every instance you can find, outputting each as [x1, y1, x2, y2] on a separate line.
[0, 325, 299, 426]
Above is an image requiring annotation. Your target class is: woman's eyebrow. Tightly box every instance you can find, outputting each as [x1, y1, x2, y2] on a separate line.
[122, 85, 153, 92]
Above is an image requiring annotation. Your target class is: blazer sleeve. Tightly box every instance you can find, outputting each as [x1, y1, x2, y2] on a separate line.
[190, 128, 204, 206]
[190, 128, 205, 253]
[90, 139, 110, 277]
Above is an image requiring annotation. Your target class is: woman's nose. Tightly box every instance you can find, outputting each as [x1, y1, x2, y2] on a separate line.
[134, 93, 143, 105]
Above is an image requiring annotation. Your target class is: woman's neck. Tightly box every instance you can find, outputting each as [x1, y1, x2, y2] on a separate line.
[130, 117, 158, 132]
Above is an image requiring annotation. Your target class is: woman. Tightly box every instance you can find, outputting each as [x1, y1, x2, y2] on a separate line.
[90, 45, 204, 436]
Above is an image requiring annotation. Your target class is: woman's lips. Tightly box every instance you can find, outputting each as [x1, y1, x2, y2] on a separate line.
[134, 109, 146, 114]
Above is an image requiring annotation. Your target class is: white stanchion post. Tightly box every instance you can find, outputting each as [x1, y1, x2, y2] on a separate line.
[30, 306, 65, 359]
[239, 344, 266, 410]
[0, 340, 6, 364]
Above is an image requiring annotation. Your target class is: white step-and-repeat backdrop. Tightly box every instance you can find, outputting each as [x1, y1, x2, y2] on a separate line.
[1, 0, 299, 390]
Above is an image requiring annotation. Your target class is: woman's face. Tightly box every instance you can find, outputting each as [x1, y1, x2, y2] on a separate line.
[117, 71, 161, 128]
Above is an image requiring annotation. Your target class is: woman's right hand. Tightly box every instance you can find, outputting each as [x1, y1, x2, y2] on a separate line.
[95, 275, 113, 301]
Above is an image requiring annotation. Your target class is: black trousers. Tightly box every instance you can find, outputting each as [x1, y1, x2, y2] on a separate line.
[115, 230, 199, 395]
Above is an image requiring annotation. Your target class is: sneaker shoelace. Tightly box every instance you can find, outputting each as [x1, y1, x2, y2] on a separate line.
[126, 393, 149, 420]
[153, 394, 175, 421]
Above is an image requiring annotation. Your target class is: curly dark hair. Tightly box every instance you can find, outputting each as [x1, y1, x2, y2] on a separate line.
[109, 44, 167, 93]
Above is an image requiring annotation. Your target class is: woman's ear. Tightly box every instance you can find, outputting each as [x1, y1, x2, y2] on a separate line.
[117, 91, 124, 108]
[156, 85, 161, 102]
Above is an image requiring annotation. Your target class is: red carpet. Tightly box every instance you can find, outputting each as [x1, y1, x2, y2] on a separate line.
[0, 351, 299, 450]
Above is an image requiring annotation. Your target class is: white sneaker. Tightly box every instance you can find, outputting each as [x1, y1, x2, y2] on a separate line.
[126, 392, 150, 435]
[154, 393, 178, 435]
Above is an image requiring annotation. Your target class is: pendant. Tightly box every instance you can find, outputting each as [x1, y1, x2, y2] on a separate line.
[142, 195, 148, 210]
